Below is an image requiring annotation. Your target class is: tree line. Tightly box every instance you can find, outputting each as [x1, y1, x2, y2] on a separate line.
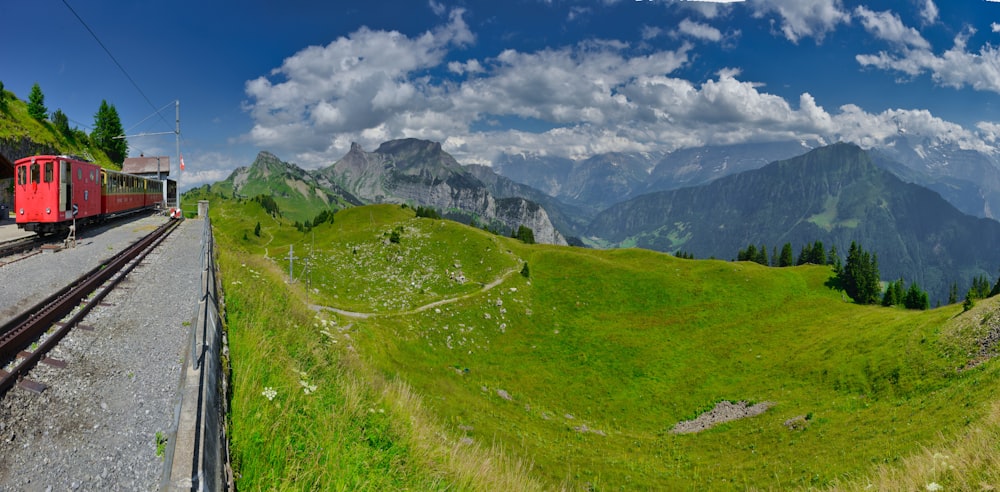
[727, 240, 1000, 311]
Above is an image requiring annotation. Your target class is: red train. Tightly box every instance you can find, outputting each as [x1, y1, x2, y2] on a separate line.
[13, 155, 167, 234]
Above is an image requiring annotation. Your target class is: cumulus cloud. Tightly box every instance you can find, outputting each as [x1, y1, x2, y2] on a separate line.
[919, 0, 939, 24]
[854, 6, 930, 49]
[675, 18, 723, 42]
[857, 27, 1000, 93]
[243, 9, 473, 158]
[241, 5, 998, 169]
[750, 0, 850, 43]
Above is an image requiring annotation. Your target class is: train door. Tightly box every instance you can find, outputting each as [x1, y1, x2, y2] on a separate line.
[60, 159, 71, 216]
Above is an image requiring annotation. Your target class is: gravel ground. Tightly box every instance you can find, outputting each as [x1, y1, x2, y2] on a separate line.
[0, 215, 203, 491]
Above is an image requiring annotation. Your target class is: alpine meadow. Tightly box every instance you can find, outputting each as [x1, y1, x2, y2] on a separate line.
[191, 189, 1000, 490]
[12, 1, 1000, 490]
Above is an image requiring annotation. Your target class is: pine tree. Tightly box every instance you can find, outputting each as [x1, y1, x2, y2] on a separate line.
[515, 225, 535, 244]
[948, 282, 959, 305]
[892, 278, 904, 306]
[882, 280, 896, 307]
[91, 100, 128, 165]
[796, 244, 809, 266]
[0, 80, 7, 110]
[739, 244, 758, 262]
[972, 275, 991, 299]
[27, 83, 47, 120]
[52, 109, 70, 136]
[841, 241, 881, 304]
[778, 243, 794, 267]
[860, 251, 881, 305]
[842, 242, 861, 301]
[810, 241, 826, 265]
[903, 282, 930, 310]
[755, 244, 769, 266]
[882, 279, 903, 307]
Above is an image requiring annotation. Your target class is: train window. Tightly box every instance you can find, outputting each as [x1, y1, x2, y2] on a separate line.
[17, 166, 26, 185]
[77, 168, 83, 181]
[44, 162, 53, 182]
[90, 170, 95, 182]
[30, 163, 40, 184]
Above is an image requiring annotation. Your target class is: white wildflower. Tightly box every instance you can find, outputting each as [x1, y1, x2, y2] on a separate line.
[262, 387, 277, 401]
[926, 483, 942, 491]
[299, 380, 318, 395]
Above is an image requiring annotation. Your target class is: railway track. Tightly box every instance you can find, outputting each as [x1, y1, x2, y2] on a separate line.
[0, 235, 46, 265]
[0, 218, 180, 395]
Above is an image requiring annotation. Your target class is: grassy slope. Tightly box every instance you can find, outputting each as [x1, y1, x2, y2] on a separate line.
[210, 177, 349, 224]
[0, 90, 113, 167]
[193, 190, 1000, 490]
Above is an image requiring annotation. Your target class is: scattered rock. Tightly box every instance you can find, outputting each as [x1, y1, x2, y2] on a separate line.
[573, 424, 606, 436]
[783, 415, 809, 431]
[671, 400, 773, 434]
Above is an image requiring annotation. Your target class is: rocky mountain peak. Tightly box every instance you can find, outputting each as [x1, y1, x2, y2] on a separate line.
[249, 150, 295, 176]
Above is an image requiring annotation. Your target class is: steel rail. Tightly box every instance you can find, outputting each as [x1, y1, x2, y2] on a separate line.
[0, 236, 45, 265]
[0, 219, 180, 395]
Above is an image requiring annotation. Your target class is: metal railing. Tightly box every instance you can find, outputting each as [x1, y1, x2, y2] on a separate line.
[162, 216, 231, 491]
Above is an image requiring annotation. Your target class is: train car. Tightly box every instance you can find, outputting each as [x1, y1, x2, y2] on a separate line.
[100, 168, 163, 217]
[14, 155, 102, 234]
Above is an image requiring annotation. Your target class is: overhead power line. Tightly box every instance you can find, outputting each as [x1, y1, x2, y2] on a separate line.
[60, 0, 173, 131]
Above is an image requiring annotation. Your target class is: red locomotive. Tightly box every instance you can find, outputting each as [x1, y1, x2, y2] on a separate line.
[13, 155, 166, 234]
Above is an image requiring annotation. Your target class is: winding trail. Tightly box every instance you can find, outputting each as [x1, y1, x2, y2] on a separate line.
[311, 268, 518, 318]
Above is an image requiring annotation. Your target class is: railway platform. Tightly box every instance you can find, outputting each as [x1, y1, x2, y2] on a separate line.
[0, 215, 224, 489]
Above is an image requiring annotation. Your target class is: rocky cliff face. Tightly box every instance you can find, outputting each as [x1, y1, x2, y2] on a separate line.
[0, 137, 59, 164]
[319, 139, 567, 245]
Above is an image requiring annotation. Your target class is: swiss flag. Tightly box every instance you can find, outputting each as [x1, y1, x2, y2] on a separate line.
[180, 155, 185, 171]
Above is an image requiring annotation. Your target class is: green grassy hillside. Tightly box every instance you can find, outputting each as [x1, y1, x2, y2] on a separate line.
[190, 190, 1000, 490]
[0, 88, 114, 167]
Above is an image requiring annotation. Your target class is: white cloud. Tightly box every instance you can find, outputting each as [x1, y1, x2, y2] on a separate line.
[750, 0, 850, 43]
[641, 25, 665, 40]
[242, 8, 473, 159]
[992, 22, 1000, 33]
[428, 0, 446, 16]
[854, 6, 930, 49]
[857, 28, 1000, 93]
[675, 18, 723, 41]
[919, 0, 939, 24]
[176, 152, 242, 191]
[241, 5, 998, 170]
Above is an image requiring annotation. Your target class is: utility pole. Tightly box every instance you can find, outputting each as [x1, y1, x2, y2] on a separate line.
[114, 99, 180, 208]
[287, 245, 298, 283]
[175, 100, 180, 209]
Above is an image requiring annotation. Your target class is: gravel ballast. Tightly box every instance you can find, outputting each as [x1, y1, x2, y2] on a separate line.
[0, 215, 204, 490]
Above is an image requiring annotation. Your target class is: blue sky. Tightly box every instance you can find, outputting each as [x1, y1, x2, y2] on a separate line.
[4, 0, 1000, 189]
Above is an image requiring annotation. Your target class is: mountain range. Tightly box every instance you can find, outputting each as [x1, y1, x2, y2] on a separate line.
[585, 143, 1000, 302]
[209, 136, 1000, 303]
[219, 140, 567, 245]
